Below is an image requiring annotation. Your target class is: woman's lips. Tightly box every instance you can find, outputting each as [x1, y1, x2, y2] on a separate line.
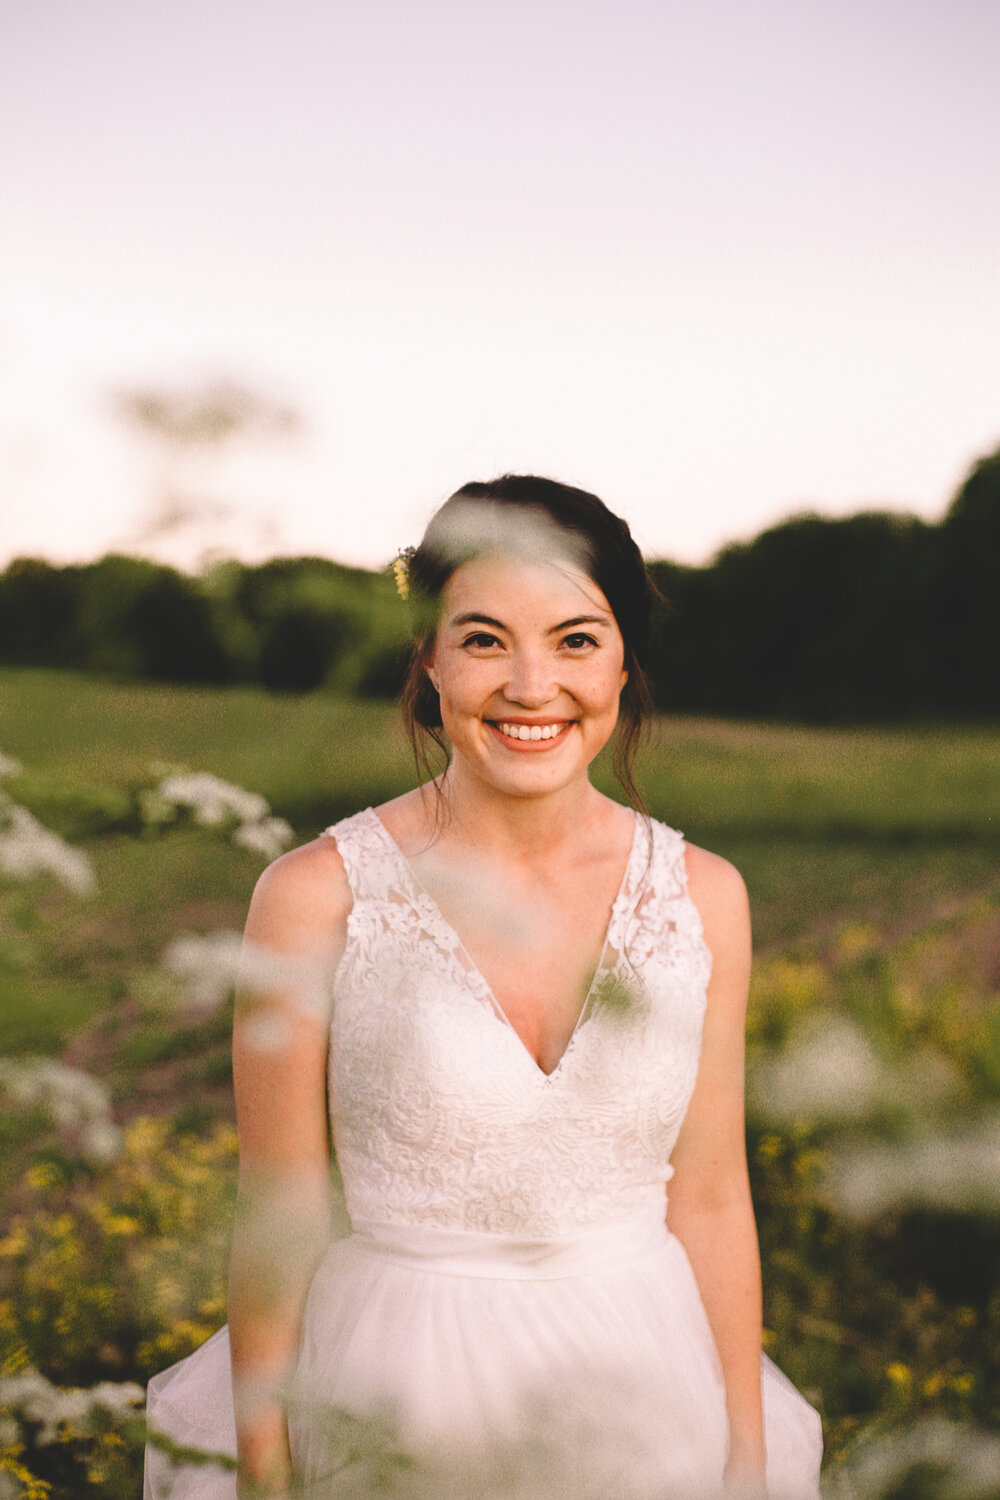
[487, 720, 573, 750]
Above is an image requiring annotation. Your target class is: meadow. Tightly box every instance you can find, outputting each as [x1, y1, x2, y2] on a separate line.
[1, 665, 999, 1498]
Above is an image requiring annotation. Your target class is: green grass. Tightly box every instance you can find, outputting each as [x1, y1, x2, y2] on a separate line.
[4, 668, 1000, 842]
[4, 666, 999, 962]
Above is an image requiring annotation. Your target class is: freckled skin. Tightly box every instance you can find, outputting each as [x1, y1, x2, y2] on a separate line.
[426, 552, 628, 804]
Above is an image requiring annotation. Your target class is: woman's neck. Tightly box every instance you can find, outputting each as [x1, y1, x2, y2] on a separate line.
[433, 763, 616, 864]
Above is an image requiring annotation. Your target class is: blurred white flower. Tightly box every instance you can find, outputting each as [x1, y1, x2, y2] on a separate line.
[152, 769, 295, 863]
[0, 1057, 121, 1162]
[156, 771, 269, 827]
[242, 1011, 294, 1052]
[0, 1367, 143, 1446]
[429, 500, 591, 581]
[825, 1112, 1000, 1219]
[234, 815, 295, 861]
[749, 1019, 887, 1126]
[161, 929, 244, 1013]
[80, 1116, 126, 1163]
[0, 751, 23, 777]
[0, 799, 97, 895]
[824, 1417, 1000, 1500]
[409, 846, 543, 951]
[161, 930, 331, 1021]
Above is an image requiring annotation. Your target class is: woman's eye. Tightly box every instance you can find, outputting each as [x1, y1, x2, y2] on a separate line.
[462, 632, 502, 650]
[562, 633, 598, 650]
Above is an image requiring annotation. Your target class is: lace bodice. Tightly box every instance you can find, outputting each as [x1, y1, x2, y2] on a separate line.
[324, 809, 712, 1236]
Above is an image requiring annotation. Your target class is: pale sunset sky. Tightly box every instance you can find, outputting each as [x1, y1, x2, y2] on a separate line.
[1, 0, 998, 571]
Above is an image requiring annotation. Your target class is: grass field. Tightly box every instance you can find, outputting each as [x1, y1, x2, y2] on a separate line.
[4, 665, 999, 953]
[2, 666, 999, 1497]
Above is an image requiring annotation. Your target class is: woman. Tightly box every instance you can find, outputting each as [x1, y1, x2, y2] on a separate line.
[145, 476, 822, 1498]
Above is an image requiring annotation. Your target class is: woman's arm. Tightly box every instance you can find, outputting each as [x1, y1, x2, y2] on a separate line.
[228, 839, 350, 1496]
[667, 845, 765, 1492]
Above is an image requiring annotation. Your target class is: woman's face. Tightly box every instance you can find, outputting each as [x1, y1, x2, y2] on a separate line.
[426, 549, 628, 801]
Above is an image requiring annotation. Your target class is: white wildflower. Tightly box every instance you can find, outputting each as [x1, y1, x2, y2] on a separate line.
[0, 800, 97, 895]
[824, 1417, 1000, 1500]
[0, 751, 23, 777]
[157, 772, 269, 827]
[161, 931, 331, 1020]
[241, 1011, 293, 1052]
[749, 1019, 887, 1126]
[237, 937, 333, 1021]
[0, 1058, 121, 1162]
[825, 1111, 1000, 1219]
[0, 1367, 143, 1445]
[80, 1116, 126, 1163]
[0, 1057, 110, 1128]
[161, 929, 244, 1013]
[234, 815, 295, 861]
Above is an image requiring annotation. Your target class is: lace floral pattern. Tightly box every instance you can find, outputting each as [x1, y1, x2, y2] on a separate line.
[324, 809, 712, 1236]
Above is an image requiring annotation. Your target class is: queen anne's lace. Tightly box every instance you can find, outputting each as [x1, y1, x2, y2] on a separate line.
[324, 809, 712, 1236]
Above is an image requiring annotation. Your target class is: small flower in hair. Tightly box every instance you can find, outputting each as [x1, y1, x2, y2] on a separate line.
[392, 547, 415, 600]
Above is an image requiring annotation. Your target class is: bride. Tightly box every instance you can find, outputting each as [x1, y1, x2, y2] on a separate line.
[145, 476, 822, 1498]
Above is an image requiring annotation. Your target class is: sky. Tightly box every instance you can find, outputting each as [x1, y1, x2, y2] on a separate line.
[1, 0, 999, 573]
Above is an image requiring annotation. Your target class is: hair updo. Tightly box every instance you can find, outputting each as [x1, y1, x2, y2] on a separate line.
[400, 474, 656, 808]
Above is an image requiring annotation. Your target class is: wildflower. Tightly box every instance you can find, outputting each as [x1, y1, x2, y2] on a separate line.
[80, 1118, 126, 1165]
[392, 549, 413, 600]
[0, 1368, 143, 1445]
[748, 1019, 886, 1126]
[151, 769, 295, 862]
[0, 752, 23, 778]
[160, 931, 331, 1020]
[825, 1110, 1000, 1218]
[0, 1059, 121, 1163]
[0, 799, 97, 896]
[233, 815, 294, 862]
[160, 930, 244, 1014]
[156, 772, 269, 828]
[824, 1417, 1000, 1500]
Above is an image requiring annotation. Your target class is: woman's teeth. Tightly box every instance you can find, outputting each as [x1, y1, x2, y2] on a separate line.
[496, 722, 564, 741]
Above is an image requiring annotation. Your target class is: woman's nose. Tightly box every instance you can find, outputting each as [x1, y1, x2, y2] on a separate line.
[503, 650, 557, 707]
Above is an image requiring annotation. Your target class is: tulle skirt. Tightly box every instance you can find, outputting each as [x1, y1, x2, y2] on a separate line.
[144, 1210, 822, 1499]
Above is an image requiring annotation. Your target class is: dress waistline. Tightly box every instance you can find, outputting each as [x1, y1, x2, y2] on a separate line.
[346, 1207, 670, 1280]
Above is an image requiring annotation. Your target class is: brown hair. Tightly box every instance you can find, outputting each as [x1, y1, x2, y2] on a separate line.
[400, 475, 656, 809]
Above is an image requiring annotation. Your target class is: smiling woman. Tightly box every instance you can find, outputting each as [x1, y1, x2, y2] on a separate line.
[402, 478, 653, 807]
[144, 476, 822, 1499]
[423, 549, 628, 797]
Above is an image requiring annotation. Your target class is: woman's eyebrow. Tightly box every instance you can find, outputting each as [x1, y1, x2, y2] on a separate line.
[449, 612, 507, 630]
[549, 614, 611, 632]
[448, 612, 611, 632]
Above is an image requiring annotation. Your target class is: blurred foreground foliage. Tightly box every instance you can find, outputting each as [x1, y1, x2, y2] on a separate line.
[1, 694, 999, 1496]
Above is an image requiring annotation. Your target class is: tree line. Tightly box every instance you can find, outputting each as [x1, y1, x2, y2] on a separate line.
[2, 446, 998, 721]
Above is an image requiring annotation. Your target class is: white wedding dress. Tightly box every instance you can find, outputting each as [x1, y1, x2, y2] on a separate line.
[145, 808, 822, 1499]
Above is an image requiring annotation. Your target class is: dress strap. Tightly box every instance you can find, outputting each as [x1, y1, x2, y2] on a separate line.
[622, 819, 712, 986]
[321, 807, 399, 903]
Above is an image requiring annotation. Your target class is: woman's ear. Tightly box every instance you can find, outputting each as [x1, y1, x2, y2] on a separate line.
[421, 638, 440, 695]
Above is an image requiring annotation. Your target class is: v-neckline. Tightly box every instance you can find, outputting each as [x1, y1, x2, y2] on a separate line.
[367, 807, 643, 1081]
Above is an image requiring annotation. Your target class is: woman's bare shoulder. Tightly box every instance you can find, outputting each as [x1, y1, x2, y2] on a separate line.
[372, 786, 440, 855]
[246, 834, 352, 961]
[682, 841, 748, 914]
[682, 841, 751, 972]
